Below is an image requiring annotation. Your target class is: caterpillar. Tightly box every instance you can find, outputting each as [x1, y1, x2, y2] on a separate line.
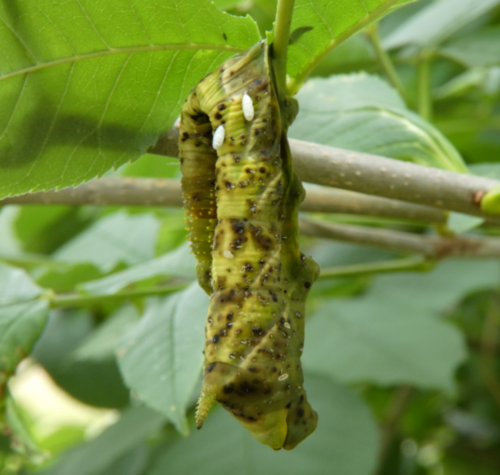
[179, 40, 320, 451]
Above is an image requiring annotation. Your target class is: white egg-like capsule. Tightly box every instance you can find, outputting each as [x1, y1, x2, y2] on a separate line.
[242, 92, 254, 121]
[212, 125, 225, 150]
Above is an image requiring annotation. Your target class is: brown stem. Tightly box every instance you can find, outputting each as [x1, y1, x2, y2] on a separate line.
[149, 128, 500, 224]
[0, 178, 446, 225]
[299, 217, 500, 259]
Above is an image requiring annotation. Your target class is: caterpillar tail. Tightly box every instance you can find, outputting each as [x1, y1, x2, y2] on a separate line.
[195, 387, 216, 430]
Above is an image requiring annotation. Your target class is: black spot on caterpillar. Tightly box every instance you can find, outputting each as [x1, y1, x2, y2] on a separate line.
[179, 40, 320, 451]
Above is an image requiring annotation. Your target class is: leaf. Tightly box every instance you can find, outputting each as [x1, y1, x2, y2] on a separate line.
[0, 262, 44, 305]
[117, 282, 208, 434]
[383, 0, 500, 51]
[39, 405, 164, 475]
[0, 208, 23, 257]
[80, 242, 195, 296]
[32, 310, 130, 408]
[368, 259, 499, 315]
[53, 211, 160, 272]
[34, 263, 105, 293]
[434, 68, 490, 100]
[147, 374, 379, 475]
[439, 26, 500, 68]
[0, 0, 261, 199]
[303, 259, 499, 392]
[284, 0, 418, 94]
[69, 306, 139, 362]
[0, 263, 48, 374]
[303, 299, 466, 392]
[289, 74, 468, 172]
[93, 444, 149, 475]
[447, 212, 484, 235]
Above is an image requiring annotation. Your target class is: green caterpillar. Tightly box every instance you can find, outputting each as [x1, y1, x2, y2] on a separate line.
[179, 40, 320, 450]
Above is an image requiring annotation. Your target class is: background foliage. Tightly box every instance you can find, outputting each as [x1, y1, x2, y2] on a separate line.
[1, 0, 500, 474]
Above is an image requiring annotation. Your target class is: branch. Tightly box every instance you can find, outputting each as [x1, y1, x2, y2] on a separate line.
[298, 217, 500, 259]
[0, 178, 447, 224]
[148, 128, 500, 223]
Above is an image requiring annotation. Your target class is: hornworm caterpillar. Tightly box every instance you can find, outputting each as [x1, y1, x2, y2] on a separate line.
[179, 41, 320, 450]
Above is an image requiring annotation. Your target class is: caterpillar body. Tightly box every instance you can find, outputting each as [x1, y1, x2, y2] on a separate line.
[179, 41, 320, 450]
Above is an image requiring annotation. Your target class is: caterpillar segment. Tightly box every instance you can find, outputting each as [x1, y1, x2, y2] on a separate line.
[179, 40, 320, 451]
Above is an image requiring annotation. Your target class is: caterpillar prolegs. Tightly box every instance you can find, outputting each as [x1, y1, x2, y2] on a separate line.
[179, 41, 320, 450]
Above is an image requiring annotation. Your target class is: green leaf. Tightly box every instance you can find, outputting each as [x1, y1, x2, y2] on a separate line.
[383, 0, 500, 50]
[147, 374, 379, 475]
[80, 242, 195, 296]
[303, 299, 466, 392]
[14, 206, 92, 255]
[0, 208, 23, 257]
[117, 282, 208, 434]
[34, 263, 105, 293]
[284, 0, 418, 94]
[440, 26, 500, 68]
[368, 259, 499, 314]
[0, 263, 48, 384]
[93, 444, 149, 475]
[434, 68, 490, 100]
[0, 263, 44, 305]
[290, 74, 468, 172]
[0, 0, 260, 199]
[69, 306, 139, 362]
[304, 259, 499, 392]
[447, 212, 484, 235]
[40, 405, 164, 475]
[53, 211, 160, 272]
[32, 311, 130, 408]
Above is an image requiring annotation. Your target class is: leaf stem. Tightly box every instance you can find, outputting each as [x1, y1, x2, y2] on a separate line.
[45, 284, 187, 309]
[272, 0, 295, 91]
[417, 52, 433, 121]
[365, 24, 407, 104]
[318, 256, 432, 280]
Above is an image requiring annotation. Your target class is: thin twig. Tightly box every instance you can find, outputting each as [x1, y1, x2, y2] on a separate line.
[417, 53, 433, 122]
[318, 256, 432, 280]
[0, 178, 447, 224]
[148, 127, 500, 223]
[44, 284, 187, 309]
[299, 217, 500, 259]
[365, 24, 407, 103]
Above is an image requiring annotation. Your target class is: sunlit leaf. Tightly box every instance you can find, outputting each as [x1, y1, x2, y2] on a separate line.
[0, 0, 260, 199]
[284, 0, 419, 94]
